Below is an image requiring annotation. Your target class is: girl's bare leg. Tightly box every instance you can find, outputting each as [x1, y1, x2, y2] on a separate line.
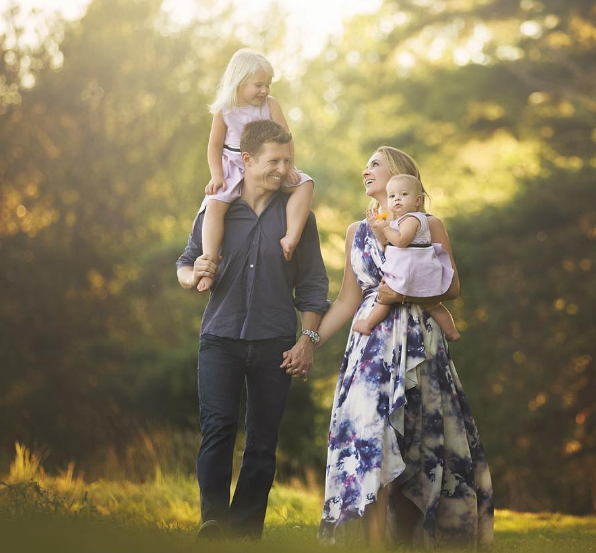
[427, 302, 460, 341]
[198, 200, 229, 291]
[353, 302, 391, 335]
[363, 486, 389, 546]
[281, 180, 314, 261]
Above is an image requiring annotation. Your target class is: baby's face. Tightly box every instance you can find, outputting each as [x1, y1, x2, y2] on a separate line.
[386, 177, 422, 216]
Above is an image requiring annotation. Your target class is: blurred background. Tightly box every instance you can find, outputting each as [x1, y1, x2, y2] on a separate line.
[0, 0, 594, 515]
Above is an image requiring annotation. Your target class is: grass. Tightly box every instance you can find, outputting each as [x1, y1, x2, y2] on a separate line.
[0, 444, 595, 552]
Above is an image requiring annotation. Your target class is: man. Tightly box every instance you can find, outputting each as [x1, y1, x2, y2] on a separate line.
[176, 119, 329, 539]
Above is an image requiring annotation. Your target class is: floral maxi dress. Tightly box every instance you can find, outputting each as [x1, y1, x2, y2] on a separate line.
[318, 220, 494, 550]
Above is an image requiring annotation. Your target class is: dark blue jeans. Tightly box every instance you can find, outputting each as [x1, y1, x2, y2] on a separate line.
[196, 333, 294, 538]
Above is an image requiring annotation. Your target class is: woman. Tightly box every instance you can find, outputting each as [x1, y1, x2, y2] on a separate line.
[314, 147, 493, 549]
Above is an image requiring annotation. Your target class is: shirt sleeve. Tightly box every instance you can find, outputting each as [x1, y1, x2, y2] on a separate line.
[293, 211, 330, 315]
[175, 212, 204, 269]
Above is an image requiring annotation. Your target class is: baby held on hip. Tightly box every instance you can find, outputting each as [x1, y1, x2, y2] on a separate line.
[353, 174, 460, 341]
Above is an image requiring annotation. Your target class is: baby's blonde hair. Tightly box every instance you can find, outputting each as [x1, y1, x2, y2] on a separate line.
[367, 146, 429, 214]
[388, 174, 424, 195]
[209, 48, 274, 114]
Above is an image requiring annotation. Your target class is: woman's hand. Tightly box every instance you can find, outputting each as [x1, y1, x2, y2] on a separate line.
[280, 338, 315, 381]
[377, 280, 403, 305]
[205, 178, 226, 195]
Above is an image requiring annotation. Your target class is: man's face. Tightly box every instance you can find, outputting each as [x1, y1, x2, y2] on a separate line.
[244, 142, 291, 191]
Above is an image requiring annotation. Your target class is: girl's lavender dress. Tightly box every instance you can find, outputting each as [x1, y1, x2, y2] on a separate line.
[318, 220, 494, 550]
[199, 100, 310, 213]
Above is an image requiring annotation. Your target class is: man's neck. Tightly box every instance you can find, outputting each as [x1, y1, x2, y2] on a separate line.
[241, 183, 276, 215]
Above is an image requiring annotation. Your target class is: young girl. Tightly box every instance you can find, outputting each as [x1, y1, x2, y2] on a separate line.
[353, 174, 460, 340]
[197, 48, 314, 292]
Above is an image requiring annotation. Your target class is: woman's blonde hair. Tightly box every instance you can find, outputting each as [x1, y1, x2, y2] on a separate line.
[367, 146, 430, 214]
[209, 48, 274, 114]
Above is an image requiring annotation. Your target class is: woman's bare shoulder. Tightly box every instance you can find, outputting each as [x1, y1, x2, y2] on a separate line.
[426, 214, 447, 231]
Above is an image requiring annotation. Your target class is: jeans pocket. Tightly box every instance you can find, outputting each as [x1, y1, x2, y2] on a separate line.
[199, 333, 223, 352]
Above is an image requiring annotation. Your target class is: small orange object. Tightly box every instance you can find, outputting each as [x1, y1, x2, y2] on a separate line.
[376, 211, 389, 220]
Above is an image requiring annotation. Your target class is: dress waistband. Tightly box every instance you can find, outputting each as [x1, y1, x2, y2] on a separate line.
[363, 287, 378, 301]
[407, 243, 432, 248]
[223, 144, 241, 153]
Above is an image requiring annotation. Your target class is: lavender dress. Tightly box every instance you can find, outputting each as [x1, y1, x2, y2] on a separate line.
[382, 212, 454, 296]
[318, 220, 494, 550]
[199, 100, 311, 212]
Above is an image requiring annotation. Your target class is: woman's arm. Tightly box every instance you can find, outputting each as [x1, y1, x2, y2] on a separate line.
[377, 215, 460, 305]
[317, 222, 363, 346]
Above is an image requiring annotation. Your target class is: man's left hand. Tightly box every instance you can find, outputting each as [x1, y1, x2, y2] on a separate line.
[280, 337, 315, 381]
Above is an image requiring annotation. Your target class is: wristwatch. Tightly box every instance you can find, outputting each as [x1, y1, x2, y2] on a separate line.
[301, 329, 320, 344]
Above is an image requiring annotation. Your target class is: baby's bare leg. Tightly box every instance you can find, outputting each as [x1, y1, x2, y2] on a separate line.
[427, 302, 460, 341]
[353, 303, 391, 335]
[198, 200, 228, 291]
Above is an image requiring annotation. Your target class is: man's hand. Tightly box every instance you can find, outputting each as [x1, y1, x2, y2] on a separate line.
[280, 337, 315, 381]
[377, 279, 404, 305]
[193, 255, 218, 291]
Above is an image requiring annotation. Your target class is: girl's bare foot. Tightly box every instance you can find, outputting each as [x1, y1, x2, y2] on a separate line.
[352, 320, 373, 335]
[280, 235, 297, 261]
[197, 275, 214, 292]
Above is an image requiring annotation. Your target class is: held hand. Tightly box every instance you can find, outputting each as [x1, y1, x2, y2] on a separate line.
[286, 168, 301, 186]
[280, 338, 315, 381]
[193, 255, 219, 292]
[377, 279, 404, 305]
[205, 178, 226, 195]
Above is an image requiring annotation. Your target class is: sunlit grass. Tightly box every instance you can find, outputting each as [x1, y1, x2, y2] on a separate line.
[1, 445, 595, 552]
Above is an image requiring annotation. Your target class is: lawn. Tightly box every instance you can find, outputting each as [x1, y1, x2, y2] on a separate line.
[1, 445, 594, 552]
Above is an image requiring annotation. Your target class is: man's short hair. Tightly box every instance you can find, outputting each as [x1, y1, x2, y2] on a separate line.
[240, 119, 292, 158]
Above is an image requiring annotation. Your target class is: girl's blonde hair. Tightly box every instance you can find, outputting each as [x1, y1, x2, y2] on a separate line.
[209, 48, 274, 114]
[367, 146, 430, 214]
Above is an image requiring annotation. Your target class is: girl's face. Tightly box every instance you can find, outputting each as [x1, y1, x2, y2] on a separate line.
[387, 177, 422, 217]
[362, 152, 393, 200]
[237, 69, 272, 107]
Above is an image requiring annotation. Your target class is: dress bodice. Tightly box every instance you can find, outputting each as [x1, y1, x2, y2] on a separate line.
[351, 220, 385, 294]
[222, 101, 271, 148]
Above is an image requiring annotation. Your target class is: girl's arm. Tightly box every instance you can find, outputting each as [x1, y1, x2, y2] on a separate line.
[377, 215, 460, 305]
[379, 216, 419, 248]
[317, 222, 363, 346]
[268, 96, 300, 185]
[206, 112, 227, 193]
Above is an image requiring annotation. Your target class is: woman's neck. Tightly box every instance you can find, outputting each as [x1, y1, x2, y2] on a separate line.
[373, 194, 388, 213]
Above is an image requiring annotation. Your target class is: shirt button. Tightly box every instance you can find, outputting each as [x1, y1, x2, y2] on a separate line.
[249, 264, 254, 269]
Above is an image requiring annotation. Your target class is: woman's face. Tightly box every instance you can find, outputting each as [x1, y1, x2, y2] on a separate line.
[362, 152, 393, 199]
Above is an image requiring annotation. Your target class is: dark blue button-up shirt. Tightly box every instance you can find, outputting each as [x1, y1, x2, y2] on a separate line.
[176, 190, 329, 340]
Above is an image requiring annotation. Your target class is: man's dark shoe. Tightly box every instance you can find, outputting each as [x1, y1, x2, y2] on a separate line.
[197, 520, 225, 540]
